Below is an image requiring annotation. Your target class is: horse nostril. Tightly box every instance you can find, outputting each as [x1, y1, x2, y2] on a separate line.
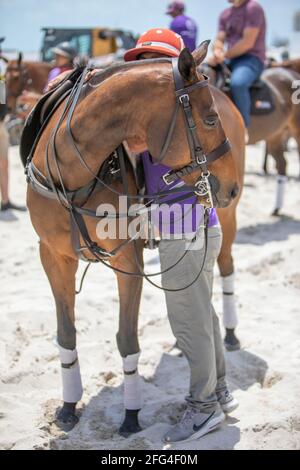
[230, 183, 239, 200]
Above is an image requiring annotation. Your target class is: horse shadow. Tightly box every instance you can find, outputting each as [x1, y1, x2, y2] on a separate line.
[46, 348, 267, 450]
[236, 216, 300, 245]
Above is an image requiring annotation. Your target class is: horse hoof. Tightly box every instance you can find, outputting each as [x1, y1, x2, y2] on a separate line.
[272, 209, 280, 217]
[119, 409, 142, 437]
[224, 329, 241, 351]
[56, 402, 79, 432]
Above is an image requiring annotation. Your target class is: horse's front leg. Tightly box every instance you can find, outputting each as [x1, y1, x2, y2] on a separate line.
[112, 243, 144, 437]
[40, 242, 82, 431]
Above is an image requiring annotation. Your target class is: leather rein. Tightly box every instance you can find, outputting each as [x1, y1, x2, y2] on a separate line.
[26, 59, 231, 290]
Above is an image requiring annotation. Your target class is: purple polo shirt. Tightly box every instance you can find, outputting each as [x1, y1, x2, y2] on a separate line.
[170, 14, 198, 52]
[141, 152, 218, 237]
[218, 0, 266, 64]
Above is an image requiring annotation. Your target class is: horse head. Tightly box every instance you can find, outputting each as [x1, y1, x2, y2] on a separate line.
[5, 52, 30, 113]
[145, 41, 239, 208]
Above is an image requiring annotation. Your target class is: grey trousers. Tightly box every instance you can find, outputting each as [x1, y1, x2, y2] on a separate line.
[159, 225, 227, 413]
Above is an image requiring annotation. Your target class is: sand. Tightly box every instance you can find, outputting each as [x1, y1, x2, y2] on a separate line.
[0, 142, 299, 450]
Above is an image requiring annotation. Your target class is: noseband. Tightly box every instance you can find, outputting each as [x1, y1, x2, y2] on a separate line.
[157, 58, 231, 207]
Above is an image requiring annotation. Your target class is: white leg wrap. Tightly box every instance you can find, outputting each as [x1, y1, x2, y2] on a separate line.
[221, 273, 238, 329]
[57, 343, 83, 403]
[275, 175, 287, 211]
[122, 352, 142, 410]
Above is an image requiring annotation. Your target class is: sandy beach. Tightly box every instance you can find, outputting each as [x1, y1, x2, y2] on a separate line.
[0, 142, 299, 450]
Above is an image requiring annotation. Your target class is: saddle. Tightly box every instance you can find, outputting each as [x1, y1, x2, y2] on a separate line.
[20, 66, 145, 196]
[20, 67, 85, 167]
[213, 64, 275, 116]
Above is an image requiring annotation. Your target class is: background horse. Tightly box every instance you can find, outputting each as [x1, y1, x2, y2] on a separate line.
[5, 52, 51, 114]
[25, 43, 244, 435]
[204, 63, 300, 216]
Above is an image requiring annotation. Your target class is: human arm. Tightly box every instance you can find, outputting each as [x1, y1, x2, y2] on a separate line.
[225, 27, 260, 59]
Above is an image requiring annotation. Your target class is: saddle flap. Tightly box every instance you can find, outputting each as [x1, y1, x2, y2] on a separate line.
[19, 67, 85, 167]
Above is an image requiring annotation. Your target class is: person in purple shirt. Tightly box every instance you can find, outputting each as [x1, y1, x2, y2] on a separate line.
[123, 28, 238, 444]
[210, 0, 266, 137]
[44, 42, 76, 92]
[166, 1, 198, 52]
[49, 29, 239, 443]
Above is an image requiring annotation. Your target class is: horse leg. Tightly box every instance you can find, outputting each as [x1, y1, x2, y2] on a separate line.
[217, 204, 240, 351]
[113, 244, 144, 437]
[263, 142, 269, 175]
[266, 134, 288, 216]
[289, 128, 300, 180]
[39, 241, 82, 431]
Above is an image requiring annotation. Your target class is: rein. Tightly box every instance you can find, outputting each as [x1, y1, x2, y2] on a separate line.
[26, 59, 230, 291]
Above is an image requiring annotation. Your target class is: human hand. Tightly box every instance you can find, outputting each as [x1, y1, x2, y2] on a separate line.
[45, 70, 71, 92]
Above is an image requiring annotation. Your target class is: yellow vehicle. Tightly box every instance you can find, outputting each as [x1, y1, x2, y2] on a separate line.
[40, 27, 137, 62]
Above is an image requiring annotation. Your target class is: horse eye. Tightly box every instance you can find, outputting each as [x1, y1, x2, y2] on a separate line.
[204, 115, 218, 127]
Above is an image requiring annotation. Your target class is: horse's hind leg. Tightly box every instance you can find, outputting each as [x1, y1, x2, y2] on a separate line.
[266, 134, 288, 216]
[40, 241, 82, 431]
[217, 204, 240, 351]
[112, 244, 144, 437]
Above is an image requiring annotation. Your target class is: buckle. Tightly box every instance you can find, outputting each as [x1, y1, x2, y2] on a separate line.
[179, 93, 190, 105]
[162, 171, 173, 185]
[196, 152, 207, 165]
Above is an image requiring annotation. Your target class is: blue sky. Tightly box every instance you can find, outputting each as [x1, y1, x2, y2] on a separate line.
[1, 0, 299, 52]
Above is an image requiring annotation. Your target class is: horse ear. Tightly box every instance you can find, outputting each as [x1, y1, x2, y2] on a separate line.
[192, 40, 211, 67]
[17, 52, 23, 65]
[178, 48, 197, 83]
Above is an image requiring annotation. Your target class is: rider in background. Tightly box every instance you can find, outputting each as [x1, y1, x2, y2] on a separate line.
[44, 42, 76, 91]
[18, 42, 77, 113]
[166, 1, 198, 52]
[209, 0, 266, 141]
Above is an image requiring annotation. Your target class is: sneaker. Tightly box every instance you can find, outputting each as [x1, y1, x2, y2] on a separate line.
[0, 200, 27, 212]
[217, 389, 239, 414]
[163, 406, 225, 444]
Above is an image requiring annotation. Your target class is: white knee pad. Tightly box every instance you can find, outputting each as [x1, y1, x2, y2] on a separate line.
[57, 343, 83, 403]
[122, 352, 142, 410]
[221, 273, 238, 329]
[275, 175, 287, 211]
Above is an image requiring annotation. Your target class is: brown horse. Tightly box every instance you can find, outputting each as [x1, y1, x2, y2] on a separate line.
[26, 42, 244, 434]
[263, 59, 300, 175]
[5, 52, 51, 113]
[203, 63, 300, 215]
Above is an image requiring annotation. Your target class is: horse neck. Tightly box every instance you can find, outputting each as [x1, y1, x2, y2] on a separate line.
[45, 63, 172, 189]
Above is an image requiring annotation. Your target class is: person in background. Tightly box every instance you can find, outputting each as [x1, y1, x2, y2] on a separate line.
[45, 41, 77, 90]
[209, 0, 266, 141]
[124, 28, 238, 444]
[166, 1, 198, 52]
[0, 43, 26, 213]
[17, 41, 77, 117]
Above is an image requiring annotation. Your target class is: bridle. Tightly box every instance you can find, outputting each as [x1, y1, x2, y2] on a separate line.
[26, 58, 231, 291]
[156, 58, 231, 208]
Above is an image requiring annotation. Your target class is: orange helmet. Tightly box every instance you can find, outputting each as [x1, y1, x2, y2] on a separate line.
[124, 28, 185, 62]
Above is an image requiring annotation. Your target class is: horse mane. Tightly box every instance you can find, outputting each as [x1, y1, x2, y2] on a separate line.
[87, 57, 173, 88]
